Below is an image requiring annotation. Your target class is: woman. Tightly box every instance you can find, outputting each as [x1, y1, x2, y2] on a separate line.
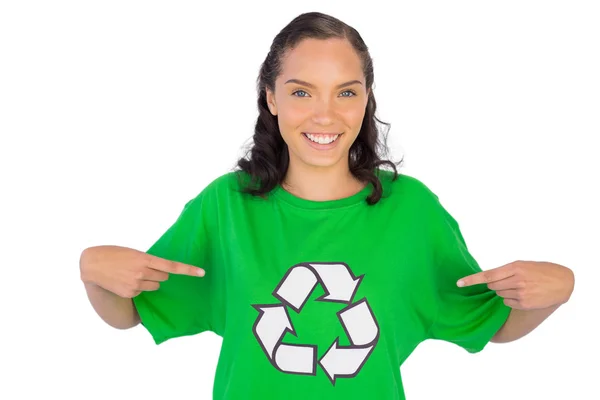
[80, 11, 574, 400]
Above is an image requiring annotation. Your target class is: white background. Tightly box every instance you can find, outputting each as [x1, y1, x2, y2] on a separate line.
[1, 1, 598, 399]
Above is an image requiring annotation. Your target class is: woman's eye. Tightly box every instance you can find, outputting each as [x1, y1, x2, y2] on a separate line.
[291, 90, 356, 98]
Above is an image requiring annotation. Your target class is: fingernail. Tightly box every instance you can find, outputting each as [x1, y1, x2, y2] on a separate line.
[198, 269, 205, 277]
[457, 280, 464, 287]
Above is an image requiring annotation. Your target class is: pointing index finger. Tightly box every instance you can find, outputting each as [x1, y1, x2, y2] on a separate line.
[457, 263, 515, 287]
[147, 255, 205, 277]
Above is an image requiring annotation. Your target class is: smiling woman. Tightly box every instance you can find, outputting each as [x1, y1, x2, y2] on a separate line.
[236, 13, 400, 204]
[269, 44, 368, 167]
[79, 9, 575, 400]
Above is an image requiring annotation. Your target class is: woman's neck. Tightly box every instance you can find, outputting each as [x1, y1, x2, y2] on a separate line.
[281, 162, 367, 202]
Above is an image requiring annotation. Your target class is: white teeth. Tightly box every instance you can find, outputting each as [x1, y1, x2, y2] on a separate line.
[305, 133, 340, 144]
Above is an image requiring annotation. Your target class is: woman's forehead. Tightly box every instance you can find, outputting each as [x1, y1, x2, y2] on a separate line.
[278, 38, 364, 85]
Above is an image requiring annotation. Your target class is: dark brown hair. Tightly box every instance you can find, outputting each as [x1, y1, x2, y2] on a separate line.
[234, 11, 402, 205]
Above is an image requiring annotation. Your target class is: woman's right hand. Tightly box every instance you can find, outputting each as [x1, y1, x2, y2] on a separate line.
[79, 245, 205, 299]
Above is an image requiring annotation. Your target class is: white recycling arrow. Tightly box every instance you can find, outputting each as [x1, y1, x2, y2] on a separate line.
[274, 265, 318, 312]
[319, 339, 375, 384]
[253, 304, 295, 358]
[338, 299, 379, 346]
[273, 262, 363, 313]
[252, 262, 379, 384]
[309, 263, 362, 302]
[252, 304, 317, 375]
[274, 343, 316, 374]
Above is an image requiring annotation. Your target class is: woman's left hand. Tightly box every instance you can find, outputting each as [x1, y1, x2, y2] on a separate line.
[456, 260, 575, 310]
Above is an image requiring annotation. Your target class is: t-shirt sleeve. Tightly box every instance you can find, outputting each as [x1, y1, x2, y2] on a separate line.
[425, 192, 511, 354]
[132, 193, 214, 345]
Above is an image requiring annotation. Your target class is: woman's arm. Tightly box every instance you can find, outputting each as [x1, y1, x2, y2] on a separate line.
[80, 247, 141, 330]
[490, 304, 561, 343]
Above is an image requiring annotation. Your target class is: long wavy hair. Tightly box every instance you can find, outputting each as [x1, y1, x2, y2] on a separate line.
[235, 11, 402, 205]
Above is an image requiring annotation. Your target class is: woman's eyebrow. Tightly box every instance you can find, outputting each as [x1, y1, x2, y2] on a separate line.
[284, 79, 363, 89]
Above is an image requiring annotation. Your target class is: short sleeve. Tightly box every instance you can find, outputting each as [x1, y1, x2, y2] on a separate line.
[132, 193, 213, 344]
[425, 194, 511, 353]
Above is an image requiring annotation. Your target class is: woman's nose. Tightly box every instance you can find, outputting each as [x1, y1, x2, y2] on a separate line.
[311, 99, 336, 125]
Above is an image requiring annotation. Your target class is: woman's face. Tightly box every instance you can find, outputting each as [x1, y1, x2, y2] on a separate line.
[266, 38, 370, 171]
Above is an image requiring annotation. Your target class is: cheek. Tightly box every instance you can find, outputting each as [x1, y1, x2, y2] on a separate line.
[341, 106, 366, 128]
[277, 102, 311, 131]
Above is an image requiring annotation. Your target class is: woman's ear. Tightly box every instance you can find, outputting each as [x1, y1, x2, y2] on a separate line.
[266, 88, 278, 116]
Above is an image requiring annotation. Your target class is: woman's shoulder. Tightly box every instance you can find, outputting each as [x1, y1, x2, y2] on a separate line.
[190, 169, 258, 200]
[190, 170, 242, 197]
[377, 167, 440, 203]
[377, 169, 456, 233]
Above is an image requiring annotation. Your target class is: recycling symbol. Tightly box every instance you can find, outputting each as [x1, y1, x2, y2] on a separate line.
[251, 262, 380, 385]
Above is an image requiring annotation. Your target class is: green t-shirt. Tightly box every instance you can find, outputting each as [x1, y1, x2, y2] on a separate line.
[133, 168, 511, 399]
